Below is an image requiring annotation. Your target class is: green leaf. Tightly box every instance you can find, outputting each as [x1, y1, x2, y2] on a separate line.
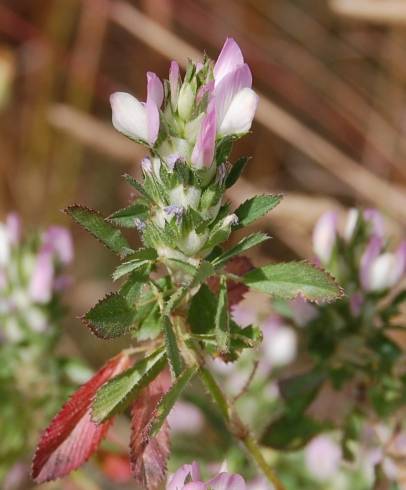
[65, 205, 133, 257]
[112, 248, 157, 281]
[215, 277, 230, 354]
[150, 366, 198, 437]
[123, 173, 153, 202]
[91, 349, 166, 423]
[83, 292, 135, 338]
[107, 202, 149, 227]
[213, 233, 269, 268]
[163, 316, 183, 378]
[225, 156, 249, 188]
[188, 284, 216, 334]
[243, 261, 342, 302]
[233, 194, 283, 228]
[199, 367, 230, 421]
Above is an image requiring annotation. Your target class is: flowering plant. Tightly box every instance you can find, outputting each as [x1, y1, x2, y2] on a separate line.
[31, 39, 342, 489]
[0, 214, 90, 484]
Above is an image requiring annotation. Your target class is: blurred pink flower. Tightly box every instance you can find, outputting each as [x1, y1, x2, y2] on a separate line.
[305, 435, 341, 481]
[6, 212, 21, 245]
[312, 211, 338, 264]
[44, 226, 73, 265]
[29, 246, 54, 304]
[168, 401, 204, 434]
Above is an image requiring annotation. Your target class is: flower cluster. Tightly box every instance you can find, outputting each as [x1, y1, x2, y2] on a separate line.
[0, 213, 73, 340]
[110, 38, 258, 270]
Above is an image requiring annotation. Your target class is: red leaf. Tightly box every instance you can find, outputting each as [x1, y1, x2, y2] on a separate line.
[208, 256, 253, 306]
[129, 369, 171, 489]
[32, 352, 131, 483]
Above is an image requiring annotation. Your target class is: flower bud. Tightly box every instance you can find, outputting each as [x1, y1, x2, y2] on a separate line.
[177, 81, 196, 121]
[0, 223, 10, 266]
[343, 208, 359, 241]
[29, 247, 54, 304]
[178, 230, 209, 256]
[169, 60, 180, 110]
[364, 243, 406, 291]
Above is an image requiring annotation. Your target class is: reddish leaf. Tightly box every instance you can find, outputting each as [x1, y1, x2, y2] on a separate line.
[130, 369, 171, 489]
[32, 352, 131, 483]
[208, 256, 253, 306]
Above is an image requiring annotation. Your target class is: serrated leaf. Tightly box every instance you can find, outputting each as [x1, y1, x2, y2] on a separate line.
[163, 316, 183, 378]
[107, 202, 149, 228]
[243, 261, 342, 302]
[112, 248, 157, 281]
[83, 292, 135, 338]
[123, 174, 153, 202]
[225, 156, 249, 188]
[65, 205, 133, 257]
[213, 233, 269, 268]
[215, 276, 230, 354]
[32, 353, 131, 483]
[233, 194, 283, 228]
[188, 284, 217, 334]
[130, 370, 171, 488]
[150, 366, 198, 437]
[91, 349, 166, 423]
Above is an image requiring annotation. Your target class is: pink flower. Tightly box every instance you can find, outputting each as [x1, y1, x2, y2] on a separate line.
[43, 226, 74, 265]
[29, 246, 55, 304]
[214, 38, 258, 137]
[305, 435, 342, 481]
[111, 71, 163, 146]
[169, 61, 180, 110]
[191, 99, 216, 168]
[167, 401, 204, 434]
[312, 211, 338, 264]
[6, 212, 21, 245]
[167, 462, 246, 490]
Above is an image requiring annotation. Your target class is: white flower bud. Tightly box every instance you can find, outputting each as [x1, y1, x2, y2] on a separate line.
[177, 82, 195, 121]
[168, 185, 201, 209]
[0, 223, 10, 266]
[178, 230, 209, 256]
[367, 252, 401, 291]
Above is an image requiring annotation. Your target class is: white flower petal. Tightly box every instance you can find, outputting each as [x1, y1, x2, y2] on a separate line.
[110, 92, 148, 142]
[218, 88, 258, 137]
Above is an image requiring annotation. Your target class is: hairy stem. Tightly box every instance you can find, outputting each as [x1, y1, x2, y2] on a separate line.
[199, 367, 285, 490]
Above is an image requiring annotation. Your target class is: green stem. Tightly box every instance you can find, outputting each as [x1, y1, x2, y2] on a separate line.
[199, 367, 285, 490]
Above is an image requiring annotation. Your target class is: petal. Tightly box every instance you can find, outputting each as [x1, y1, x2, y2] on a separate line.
[209, 472, 247, 490]
[29, 246, 54, 304]
[312, 211, 338, 264]
[169, 61, 180, 109]
[183, 483, 207, 490]
[146, 98, 160, 145]
[305, 436, 342, 481]
[218, 87, 258, 137]
[364, 208, 385, 237]
[110, 92, 148, 142]
[360, 236, 383, 290]
[191, 100, 216, 168]
[6, 212, 21, 245]
[167, 464, 196, 490]
[147, 71, 164, 108]
[214, 38, 245, 86]
[215, 64, 252, 128]
[43, 226, 74, 264]
[368, 253, 400, 291]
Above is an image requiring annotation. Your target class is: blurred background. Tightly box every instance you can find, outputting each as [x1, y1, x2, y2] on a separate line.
[1, 0, 406, 479]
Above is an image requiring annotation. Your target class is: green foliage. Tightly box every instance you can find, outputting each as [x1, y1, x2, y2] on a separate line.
[233, 194, 283, 228]
[188, 284, 217, 334]
[215, 277, 230, 354]
[150, 366, 198, 437]
[243, 261, 342, 302]
[107, 202, 149, 227]
[163, 316, 184, 378]
[212, 233, 269, 268]
[83, 292, 135, 338]
[65, 205, 133, 257]
[112, 248, 157, 281]
[225, 156, 249, 189]
[91, 349, 166, 423]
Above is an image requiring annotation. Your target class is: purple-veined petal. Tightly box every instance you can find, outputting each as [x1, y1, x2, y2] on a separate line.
[29, 246, 54, 304]
[110, 92, 148, 142]
[167, 462, 201, 490]
[312, 211, 338, 264]
[43, 226, 74, 265]
[147, 71, 164, 108]
[209, 472, 246, 490]
[191, 100, 216, 168]
[360, 236, 383, 290]
[146, 99, 160, 145]
[214, 38, 245, 86]
[6, 213, 21, 245]
[215, 64, 252, 129]
[169, 61, 180, 109]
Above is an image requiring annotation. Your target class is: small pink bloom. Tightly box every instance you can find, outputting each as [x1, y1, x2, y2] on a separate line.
[364, 208, 385, 237]
[169, 61, 180, 109]
[168, 462, 246, 490]
[191, 99, 216, 168]
[43, 226, 73, 265]
[29, 246, 55, 304]
[146, 71, 164, 145]
[312, 211, 338, 264]
[305, 435, 341, 481]
[6, 212, 21, 245]
[167, 401, 204, 434]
